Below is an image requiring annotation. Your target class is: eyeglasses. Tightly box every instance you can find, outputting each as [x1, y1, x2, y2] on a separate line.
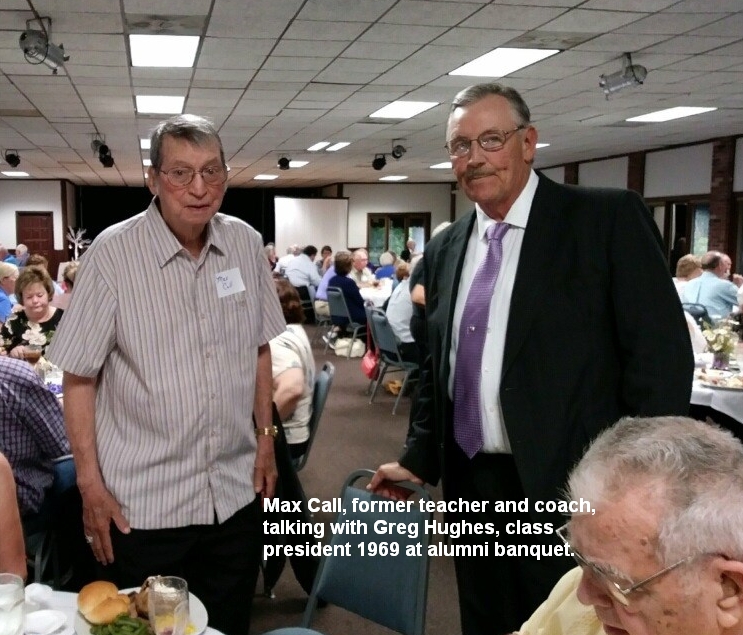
[556, 524, 693, 607]
[445, 125, 526, 158]
[157, 165, 229, 187]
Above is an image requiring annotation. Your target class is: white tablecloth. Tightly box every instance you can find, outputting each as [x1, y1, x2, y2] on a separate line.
[691, 381, 743, 424]
[360, 283, 392, 307]
[42, 590, 223, 635]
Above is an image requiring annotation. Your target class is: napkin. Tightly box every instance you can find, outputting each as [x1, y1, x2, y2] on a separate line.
[25, 583, 54, 611]
[24, 609, 67, 635]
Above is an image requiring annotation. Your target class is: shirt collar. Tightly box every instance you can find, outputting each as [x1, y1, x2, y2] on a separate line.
[146, 197, 226, 267]
[474, 169, 538, 240]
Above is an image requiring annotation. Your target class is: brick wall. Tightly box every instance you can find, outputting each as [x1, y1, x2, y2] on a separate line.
[709, 137, 736, 253]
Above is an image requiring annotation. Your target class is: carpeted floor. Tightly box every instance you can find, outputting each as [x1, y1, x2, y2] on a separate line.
[250, 324, 460, 635]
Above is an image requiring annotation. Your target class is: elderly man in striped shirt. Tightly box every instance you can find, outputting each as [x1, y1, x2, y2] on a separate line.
[48, 114, 285, 635]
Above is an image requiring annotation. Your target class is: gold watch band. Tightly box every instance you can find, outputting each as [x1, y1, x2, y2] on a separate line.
[255, 425, 278, 438]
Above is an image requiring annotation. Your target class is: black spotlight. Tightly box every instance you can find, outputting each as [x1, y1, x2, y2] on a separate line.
[391, 144, 406, 159]
[277, 157, 290, 170]
[372, 154, 386, 171]
[98, 144, 114, 168]
[4, 150, 20, 168]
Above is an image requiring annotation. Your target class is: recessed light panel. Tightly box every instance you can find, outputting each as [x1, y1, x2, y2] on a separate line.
[130, 35, 199, 68]
[140, 138, 151, 149]
[289, 160, 308, 168]
[254, 174, 278, 180]
[536, 143, 550, 149]
[626, 107, 717, 123]
[370, 101, 438, 119]
[325, 142, 350, 152]
[136, 95, 185, 114]
[307, 142, 330, 151]
[379, 175, 408, 181]
[142, 159, 152, 166]
[449, 47, 559, 77]
[430, 162, 452, 169]
[1, 171, 29, 177]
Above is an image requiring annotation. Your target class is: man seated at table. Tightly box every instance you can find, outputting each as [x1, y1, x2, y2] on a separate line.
[285, 244, 322, 301]
[517, 415, 743, 635]
[0, 451, 26, 579]
[349, 249, 376, 287]
[682, 251, 742, 320]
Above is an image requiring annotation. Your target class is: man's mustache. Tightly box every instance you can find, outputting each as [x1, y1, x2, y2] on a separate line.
[465, 169, 496, 179]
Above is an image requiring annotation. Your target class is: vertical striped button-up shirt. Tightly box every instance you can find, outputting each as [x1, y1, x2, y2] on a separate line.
[47, 200, 286, 529]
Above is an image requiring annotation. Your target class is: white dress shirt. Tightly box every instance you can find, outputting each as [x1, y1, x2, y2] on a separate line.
[448, 170, 538, 453]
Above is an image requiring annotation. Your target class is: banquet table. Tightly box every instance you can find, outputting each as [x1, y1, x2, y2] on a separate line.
[39, 590, 223, 635]
[691, 381, 743, 425]
[359, 282, 392, 307]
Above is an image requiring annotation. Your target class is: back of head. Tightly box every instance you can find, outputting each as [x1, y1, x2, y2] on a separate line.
[149, 114, 224, 170]
[334, 250, 353, 276]
[675, 254, 702, 279]
[25, 254, 49, 271]
[567, 416, 743, 563]
[15, 244, 27, 256]
[274, 278, 304, 324]
[700, 251, 723, 271]
[379, 251, 394, 267]
[431, 221, 452, 239]
[63, 262, 79, 290]
[303, 245, 318, 258]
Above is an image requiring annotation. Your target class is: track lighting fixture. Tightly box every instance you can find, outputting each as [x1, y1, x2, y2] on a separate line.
[19, 18, 69, 75]
[372, 154, 386, 171]
[3, 150, 20, 168]
[277, 157, 290, 170]
[599, 53, 647, 99]
[391, 144, 406, 160]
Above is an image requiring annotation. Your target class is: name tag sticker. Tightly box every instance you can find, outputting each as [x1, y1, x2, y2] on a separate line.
[215, 268, 246, 298]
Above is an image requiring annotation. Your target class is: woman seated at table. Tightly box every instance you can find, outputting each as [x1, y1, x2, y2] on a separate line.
[269, 279, 316, 459]
[327, 251, 367, 336]
[0, 452, 27, 580]
[0, 262, 19, 322]
[1, 266, 63, 359]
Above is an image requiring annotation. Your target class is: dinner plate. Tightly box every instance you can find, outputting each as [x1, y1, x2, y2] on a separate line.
[699, 381, 743, 392]
[73, 589, 208, 635]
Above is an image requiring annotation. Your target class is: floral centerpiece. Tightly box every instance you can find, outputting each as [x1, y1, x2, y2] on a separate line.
[702, 320, 737, 369]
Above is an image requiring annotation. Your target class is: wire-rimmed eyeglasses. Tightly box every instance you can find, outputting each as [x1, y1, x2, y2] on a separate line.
[157, 165, 229, 188]
[555, 523, 694, 607]
[445, 125, 526, 158]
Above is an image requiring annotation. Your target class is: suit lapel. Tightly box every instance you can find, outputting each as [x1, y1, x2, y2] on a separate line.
[502, 176, 565, 378]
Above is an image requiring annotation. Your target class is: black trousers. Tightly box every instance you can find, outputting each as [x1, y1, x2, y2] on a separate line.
[444, 447, 572, 635]
[106, 499, 262, 635]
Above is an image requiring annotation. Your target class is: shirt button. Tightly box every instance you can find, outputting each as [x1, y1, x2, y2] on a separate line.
[205, 352, 211, 358]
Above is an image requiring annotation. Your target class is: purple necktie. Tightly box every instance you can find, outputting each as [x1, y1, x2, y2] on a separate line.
[453, 222, 510, 458]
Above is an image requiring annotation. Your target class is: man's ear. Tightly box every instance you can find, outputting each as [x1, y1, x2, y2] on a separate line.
[146, 166, 158, 196]
[716, 560, 743, 629]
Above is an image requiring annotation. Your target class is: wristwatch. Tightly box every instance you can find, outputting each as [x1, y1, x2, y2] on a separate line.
[255, 425, 278, 438]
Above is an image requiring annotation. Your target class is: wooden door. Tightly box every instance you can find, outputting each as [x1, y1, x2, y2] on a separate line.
[16, 211, 55, 266]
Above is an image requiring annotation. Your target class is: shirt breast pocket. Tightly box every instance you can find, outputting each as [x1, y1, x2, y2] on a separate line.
[220, 293, 258, 348]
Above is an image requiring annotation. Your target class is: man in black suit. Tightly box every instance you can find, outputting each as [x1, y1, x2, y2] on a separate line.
[369, 83, 693, 635]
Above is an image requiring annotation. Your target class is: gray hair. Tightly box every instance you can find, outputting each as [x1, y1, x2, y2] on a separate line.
[567, 416, 743, 565]
[149, 114, 225, 170]
[0, 262, 18, 279]
[450, 82, 531, 127]
[379, 251, 395, 266]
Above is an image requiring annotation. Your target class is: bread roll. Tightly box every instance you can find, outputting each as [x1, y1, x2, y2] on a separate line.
[77, 581, 129, 625]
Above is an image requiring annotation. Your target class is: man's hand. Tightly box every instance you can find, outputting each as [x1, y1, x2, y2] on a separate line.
[253, 436, 277, 499]
[367, 462, 424, 500]
[79, 480, 129, 565]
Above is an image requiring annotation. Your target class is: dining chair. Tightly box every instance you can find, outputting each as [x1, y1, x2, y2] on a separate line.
[682, 302, 712, 328]
[368, 308, 419, 415]
[23, 455, 76, 588]
[293, 285, 317, 325]
[293, 361, 335, 472]
[325, 287, 366, 359]
[260, 469, 432, 635]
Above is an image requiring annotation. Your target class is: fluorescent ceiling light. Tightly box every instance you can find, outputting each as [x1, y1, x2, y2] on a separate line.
[142, 159, 152, 166]
[289, 160, 308, 168]
[370, 101, 438, 119]
[449, 47, 560, 77]
[140, 138, 151, 150]
[379, 175, 408, 182]
[130, 35, 199, 68]
[254, 174, 278, 180]
[430, 162, 452, 169]
[325, 142, 350, 152]
[626, 107, 717, 123]
[1, 171, 29, 177]
[536, 143, 550, 149]
[307, 142, 330, 152]
[136, 95, 185, 114]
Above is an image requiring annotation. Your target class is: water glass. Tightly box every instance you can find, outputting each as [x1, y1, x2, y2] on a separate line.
[0, 573, 24, 635]
[148, 576, 189, 635]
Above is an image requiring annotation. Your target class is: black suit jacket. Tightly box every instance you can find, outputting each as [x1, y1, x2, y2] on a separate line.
[400, 174, 694, 520]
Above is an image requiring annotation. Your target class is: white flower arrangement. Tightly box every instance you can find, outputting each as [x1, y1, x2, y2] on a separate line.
[702, 322, 737, 356]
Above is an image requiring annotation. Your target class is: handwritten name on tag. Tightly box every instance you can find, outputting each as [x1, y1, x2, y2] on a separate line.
[215, 268, 246, 298]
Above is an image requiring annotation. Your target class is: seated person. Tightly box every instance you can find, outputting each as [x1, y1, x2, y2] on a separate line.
[519, 415, 743, 635]
[1, 266, 63, 359]
[0, 356, 70, 517]
[349, 249, 376, 287]
[0, 262, 19, 322]
[0, 452, 27, 580]
[314, 259, 340, 318]
[51, 261, 79, 311]
[385, 271, 418, 365]
[316, 245, 332, 276]
[285, 245, 322, 300]
[25, 254, 64, 295]
[374, 251, 396, 280]
[327, 251, 367, 340]
[269, 280, 315, 460]
[672, 254, 702, 300]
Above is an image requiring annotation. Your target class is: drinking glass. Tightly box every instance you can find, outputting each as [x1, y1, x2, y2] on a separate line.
[0, 573, 24, 635]
[24, 344, 43, 365]
[148, 576, 189, 635]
